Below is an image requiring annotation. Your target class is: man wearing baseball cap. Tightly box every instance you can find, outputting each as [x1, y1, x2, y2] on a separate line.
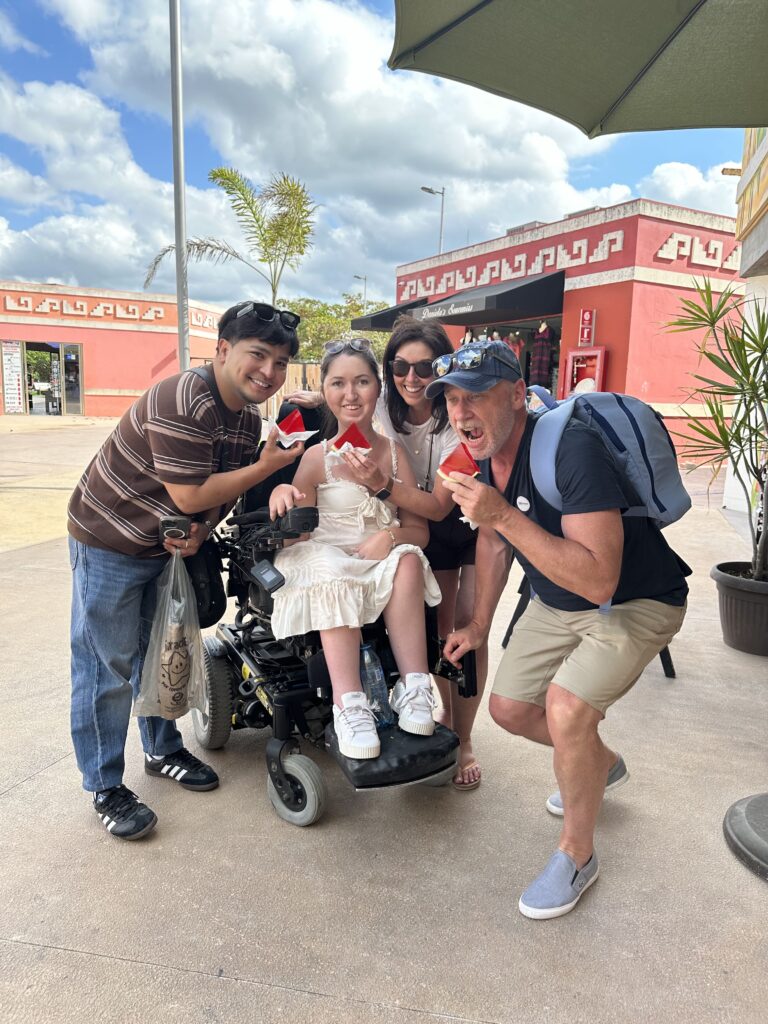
[427, 340, 688, 919]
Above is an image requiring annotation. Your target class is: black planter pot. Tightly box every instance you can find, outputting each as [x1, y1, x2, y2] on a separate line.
[710, 562, 768, 657]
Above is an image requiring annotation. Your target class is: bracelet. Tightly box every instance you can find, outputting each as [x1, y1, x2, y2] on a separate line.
[386, 528, 397, 550]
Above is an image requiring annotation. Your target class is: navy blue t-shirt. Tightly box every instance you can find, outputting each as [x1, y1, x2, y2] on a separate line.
[480, 416, 690, 611]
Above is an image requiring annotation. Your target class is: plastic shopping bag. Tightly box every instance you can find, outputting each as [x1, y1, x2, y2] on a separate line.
[133, 550, 206, 720]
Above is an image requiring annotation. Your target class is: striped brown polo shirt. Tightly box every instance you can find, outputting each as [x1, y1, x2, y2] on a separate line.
[68, 370, 261, 557]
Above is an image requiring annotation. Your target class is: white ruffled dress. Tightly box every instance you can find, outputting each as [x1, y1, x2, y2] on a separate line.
[271, 440, 441, 639]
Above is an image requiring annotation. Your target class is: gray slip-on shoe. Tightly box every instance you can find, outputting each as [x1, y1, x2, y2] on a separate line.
[519, 849, 599, 920]
[546, 754, 629, 817]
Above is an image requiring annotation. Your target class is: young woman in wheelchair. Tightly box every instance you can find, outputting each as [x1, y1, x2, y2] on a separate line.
[269, 339, 442, 760]
[342, 318, 488, 792]
[284, 320, 488, 790]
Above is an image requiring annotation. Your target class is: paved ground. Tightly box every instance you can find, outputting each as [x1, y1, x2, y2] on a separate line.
[0, 415, 766, 1024]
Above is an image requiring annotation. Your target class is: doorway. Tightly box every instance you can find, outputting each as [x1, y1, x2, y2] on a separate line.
[22, 342, 83, 416]
[468, 316, 562, 395]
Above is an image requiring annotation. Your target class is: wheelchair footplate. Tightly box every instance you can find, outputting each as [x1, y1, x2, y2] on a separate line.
[325, 721, 459, 790]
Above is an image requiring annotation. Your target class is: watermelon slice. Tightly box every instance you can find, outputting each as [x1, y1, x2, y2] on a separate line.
[277, 408, 305, 434]
[436, 443, 480, 481]
[331, 423, 372, 451]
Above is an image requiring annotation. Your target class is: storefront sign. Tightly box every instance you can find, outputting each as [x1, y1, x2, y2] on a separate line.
[578, 308, 596, 347]
[1, 340, 25, 414]
[415, 299, 479, 321]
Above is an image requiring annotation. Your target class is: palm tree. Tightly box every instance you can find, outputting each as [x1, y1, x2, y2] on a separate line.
[145, 168, 317, 304]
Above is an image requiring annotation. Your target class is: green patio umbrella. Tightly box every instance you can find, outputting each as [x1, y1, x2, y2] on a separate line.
[388, 0, 768, 138]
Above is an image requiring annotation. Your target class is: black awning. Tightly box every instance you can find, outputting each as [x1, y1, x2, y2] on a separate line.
[409, 271, 564, 325]
[350, 297, 428, 332]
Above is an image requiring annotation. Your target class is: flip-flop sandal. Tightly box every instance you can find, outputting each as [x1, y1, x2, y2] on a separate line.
[452, 761, 481, 791]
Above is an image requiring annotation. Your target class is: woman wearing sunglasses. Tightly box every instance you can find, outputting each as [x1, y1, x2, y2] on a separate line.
[343, 317, 488, 791]
[269, 339, 441, 761]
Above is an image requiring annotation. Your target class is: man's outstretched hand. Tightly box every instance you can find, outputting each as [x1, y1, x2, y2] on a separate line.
[442, 620, 487, 667]
[259, 429, 304, 477]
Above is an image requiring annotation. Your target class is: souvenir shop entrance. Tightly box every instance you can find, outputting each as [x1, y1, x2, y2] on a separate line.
[410, 271, 565, 395]
[461, 314, 562, 396]
[1, 340, 83, 416]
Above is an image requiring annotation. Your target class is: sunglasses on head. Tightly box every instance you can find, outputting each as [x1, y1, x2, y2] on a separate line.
[432, 343, 520, 379]
[236, 301, 301, 331]
[323, 338, 373, 355]
[389, 357, 435, 380]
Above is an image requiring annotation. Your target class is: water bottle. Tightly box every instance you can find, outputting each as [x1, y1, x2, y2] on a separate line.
[359, 643, 394, 728]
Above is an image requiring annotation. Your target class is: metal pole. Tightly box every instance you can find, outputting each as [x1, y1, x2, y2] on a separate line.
[438, 187, 445, 254]
[169, 0, 189, 370]
[354, 274, 367, 306]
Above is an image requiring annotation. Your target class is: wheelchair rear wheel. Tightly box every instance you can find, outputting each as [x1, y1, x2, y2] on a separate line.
[192, 637, 237, 750]
[267, 753, 327, 827]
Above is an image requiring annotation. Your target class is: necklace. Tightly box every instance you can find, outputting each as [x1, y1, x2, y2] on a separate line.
[410, 417, 431, 457]
[421, 427, 436, 491]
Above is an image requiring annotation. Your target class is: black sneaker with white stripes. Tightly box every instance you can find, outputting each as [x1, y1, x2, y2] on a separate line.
[144, 747, 219, 791]
[93, 785, 157, 840]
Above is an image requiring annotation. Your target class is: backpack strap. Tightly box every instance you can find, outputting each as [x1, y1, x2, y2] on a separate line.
[189, 364, 228, 473]
[528, 403, 573, 511]
[528, 384, 558, 409]
[528, 399, 613, 614]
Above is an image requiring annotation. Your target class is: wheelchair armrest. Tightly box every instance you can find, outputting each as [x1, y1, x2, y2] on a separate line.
[228, 508, 272, 527]
[228, 505, 319, 538]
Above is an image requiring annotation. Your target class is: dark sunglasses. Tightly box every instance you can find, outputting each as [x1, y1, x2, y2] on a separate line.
[236, 301, 301, 331]
[433, 343, 520, 379]
[389, 358, 435, 380]
[323, 338, 373, 355]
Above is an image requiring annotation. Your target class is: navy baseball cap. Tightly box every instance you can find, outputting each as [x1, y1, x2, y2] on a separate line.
[425, 340, 522, 398]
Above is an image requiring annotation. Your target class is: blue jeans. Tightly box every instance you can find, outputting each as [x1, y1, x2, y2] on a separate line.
[69, 537, 183, 792]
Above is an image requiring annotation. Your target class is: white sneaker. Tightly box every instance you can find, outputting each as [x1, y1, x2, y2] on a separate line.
[333, 691, 380, 759]
[390, 673, 436, 736]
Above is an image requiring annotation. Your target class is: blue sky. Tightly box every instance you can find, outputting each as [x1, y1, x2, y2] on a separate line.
[0, 1, 743, 306]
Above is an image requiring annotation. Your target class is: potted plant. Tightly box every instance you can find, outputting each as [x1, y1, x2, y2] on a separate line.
[670, 279, 768, 657]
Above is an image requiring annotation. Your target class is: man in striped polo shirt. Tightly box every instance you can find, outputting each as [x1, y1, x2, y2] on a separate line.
[68, 301, 304, 840]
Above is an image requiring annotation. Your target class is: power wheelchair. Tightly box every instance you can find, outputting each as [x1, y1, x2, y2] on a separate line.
[191, 499, 473, 827]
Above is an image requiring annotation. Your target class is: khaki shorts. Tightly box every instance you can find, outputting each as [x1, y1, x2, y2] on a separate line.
[493, 596, 687, 716]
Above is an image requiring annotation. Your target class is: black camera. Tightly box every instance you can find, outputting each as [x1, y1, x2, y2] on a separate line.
[159, 515, 192, 540]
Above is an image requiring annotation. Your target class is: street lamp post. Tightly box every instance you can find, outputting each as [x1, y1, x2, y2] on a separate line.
[353, 274, 368, 306]
[169, 0, 189, 370]
[420, 185, 445, 254]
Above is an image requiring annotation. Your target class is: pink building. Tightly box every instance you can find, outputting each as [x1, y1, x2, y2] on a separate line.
[389, 199, 742, 426]
[0, 282, 221, 418]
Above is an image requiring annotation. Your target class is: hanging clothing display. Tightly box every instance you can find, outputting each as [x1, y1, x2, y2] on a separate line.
[505, 332, 524, 361]
[529, 324, 556, 387]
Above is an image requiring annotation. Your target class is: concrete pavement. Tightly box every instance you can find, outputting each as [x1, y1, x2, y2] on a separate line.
[0, 415, 766, 1024]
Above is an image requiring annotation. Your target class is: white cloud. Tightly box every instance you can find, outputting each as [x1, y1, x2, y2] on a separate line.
[0, 12, 47, 55]
[37, 0, 112, 40]
[637, 162, 739, 218]
[0, 1, 743, 307]
[0, 155, 65, 210]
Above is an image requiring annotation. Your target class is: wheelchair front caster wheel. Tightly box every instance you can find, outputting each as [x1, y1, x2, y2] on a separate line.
[267, 753, 327, 827]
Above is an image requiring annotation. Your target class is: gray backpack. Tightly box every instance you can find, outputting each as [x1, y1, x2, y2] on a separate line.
[528, 386, 691, 529]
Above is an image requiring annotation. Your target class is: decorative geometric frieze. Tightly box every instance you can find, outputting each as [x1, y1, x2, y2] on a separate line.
[655, 232, 740, 270]
[191, 310, 218, 329]
[3, 294, 166, 322]
[399, 230, 625, 301]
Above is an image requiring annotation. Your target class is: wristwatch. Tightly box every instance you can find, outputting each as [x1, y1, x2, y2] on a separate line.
[375, 477, 394, 501]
